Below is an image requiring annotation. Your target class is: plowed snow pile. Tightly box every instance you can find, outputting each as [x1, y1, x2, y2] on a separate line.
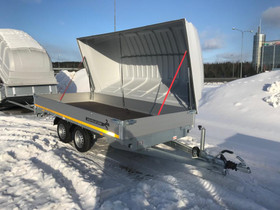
[199, 71, 280, 134]
[0, 69, 279, 209]
[264, 81, 280, 107]
[56, 69, 90, 93]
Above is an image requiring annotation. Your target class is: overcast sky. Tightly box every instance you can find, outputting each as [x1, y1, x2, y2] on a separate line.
[1, 0, 280, 63]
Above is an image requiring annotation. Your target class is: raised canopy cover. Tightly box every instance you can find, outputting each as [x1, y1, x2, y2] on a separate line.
[0, 29, 57, 86]
[77, 19, 203, 112]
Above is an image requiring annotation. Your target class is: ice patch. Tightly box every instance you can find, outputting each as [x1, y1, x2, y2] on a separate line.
[264, 81, 280, 107]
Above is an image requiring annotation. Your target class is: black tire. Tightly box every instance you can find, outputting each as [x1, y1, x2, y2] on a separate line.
[192, 146, 200, 158]
[57, 120, 72, 143]
[73, 127, 93, 152]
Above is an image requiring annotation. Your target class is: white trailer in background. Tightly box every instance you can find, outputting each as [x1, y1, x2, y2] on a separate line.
[0, 29, 57, 107]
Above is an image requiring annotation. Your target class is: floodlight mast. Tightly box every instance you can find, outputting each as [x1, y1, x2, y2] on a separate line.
[232, 27, 253, 78]
[114, 0, 116, 32]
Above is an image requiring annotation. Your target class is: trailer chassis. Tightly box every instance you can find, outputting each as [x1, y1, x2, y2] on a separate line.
[125, 126, 251, 175]
[50, 112, 251, 175]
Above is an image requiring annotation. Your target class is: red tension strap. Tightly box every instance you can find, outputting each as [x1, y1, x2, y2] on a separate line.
[157, 50, 188, 115]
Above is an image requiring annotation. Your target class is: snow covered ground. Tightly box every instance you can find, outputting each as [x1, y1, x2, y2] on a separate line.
[0, 70, 280, 209]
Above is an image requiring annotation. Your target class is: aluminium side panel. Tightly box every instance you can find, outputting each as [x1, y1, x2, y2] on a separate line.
[123, 111, 195, 138]
[5, 85, 57, 97]
[34, 95, 120, 140]
[115, 127, 190, 151]
[119, 111, 195, 150]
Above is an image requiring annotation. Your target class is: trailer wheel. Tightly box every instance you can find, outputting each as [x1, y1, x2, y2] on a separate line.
[192, 146, 200, 158]
[57, 120, 72, 143]
[73, 127, 92, 152]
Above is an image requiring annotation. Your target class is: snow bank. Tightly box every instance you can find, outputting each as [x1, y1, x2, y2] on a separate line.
[264, 81, 280, 107]
[56, 68, 90, 93]
[198, 71, 280, 139]
[191, 70, 280, 210]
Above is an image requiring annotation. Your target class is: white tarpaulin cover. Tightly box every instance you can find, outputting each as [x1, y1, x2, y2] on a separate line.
[0, 29, 57, 86]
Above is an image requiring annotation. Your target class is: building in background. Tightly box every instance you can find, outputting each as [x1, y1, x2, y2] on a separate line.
[252, 26, 280, 72]
[262, 41, 280, 71]
[252, 26, 265, 72]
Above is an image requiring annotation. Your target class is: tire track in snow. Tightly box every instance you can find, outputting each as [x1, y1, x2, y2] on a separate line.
[1, 113, 279, 209]
[0, 115, 98, 209]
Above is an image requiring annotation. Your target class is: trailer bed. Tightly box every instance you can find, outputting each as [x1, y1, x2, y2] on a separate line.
[67, 101, 151, 120]
[34, 19, 203, 151]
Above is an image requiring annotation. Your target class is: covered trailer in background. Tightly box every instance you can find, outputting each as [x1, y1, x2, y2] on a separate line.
[0, 29, 57, 106]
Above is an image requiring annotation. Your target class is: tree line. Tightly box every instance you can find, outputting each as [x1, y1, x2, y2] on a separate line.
[52, 62, 83, 69]
[204, 62, 256, 78]
[52, 61, 257, 78]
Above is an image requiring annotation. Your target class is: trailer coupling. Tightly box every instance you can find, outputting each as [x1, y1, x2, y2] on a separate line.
[165, 126, 251, 175]
[191, 146, 251, 175]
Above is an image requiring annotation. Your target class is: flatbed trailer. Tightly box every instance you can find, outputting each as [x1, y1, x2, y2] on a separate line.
[35, 90, 195, 151]
[34, 19, 250, 174]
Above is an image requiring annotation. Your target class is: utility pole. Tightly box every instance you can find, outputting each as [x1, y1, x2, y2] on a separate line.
[232, 62, 234, 77]
[114, 0, 116, 32]
[232, 27, 253, 78]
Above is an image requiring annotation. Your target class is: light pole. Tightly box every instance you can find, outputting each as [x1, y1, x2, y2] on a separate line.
[114, 0, 116, 32]
[232, 27, 253, 78]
